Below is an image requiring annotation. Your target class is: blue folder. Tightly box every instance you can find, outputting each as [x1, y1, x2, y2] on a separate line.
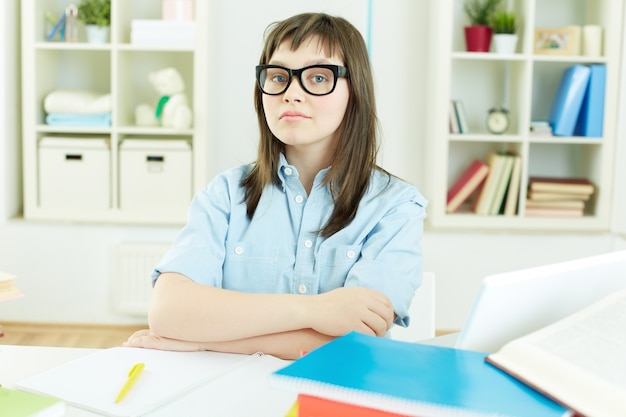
[574, 64, 606, 137]
[548, 65, 591, 136]
[271, 332, 569, 417]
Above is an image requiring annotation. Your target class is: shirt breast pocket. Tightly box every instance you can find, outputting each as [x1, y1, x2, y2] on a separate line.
[223, 241, 277, 293]
[318, 244, 362, 293]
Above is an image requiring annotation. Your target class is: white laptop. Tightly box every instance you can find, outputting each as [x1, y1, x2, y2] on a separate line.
[455, 250, 626, 353]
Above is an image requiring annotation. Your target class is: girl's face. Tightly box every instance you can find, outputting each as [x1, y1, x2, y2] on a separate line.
[262, 37, 350, 157]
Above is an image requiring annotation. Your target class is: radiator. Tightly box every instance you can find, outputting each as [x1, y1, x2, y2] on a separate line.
[114, 243, 171, 316]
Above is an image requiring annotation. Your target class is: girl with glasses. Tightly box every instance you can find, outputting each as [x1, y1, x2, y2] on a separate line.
[125, 12, 427, 359]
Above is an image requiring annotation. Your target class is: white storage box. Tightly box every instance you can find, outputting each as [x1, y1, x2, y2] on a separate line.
[119, 139, 192, 212]
[38, 137, 111, 210]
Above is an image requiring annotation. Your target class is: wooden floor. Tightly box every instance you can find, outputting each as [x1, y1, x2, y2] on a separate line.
[0, 322, 147, 349]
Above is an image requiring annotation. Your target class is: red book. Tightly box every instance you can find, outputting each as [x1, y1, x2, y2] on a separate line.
[298, 394, 410, 417]
[528, 177, 594, 195]
[446, 159, 489, 213]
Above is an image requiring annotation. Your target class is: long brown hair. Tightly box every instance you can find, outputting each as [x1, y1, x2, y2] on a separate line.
[242, 13, 382, 237]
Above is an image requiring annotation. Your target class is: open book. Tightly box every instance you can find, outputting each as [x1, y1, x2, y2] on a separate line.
[487, 288, 626, 417]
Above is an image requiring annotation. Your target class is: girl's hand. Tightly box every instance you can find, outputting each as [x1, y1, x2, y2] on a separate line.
[123, 329, 203, 352]
[308, 287, 394, 337]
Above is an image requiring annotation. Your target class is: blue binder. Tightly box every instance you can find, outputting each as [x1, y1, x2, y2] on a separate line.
[548, 65, 591, 136]
[271, 332, 569, 417]
[574, 64, 606, 137]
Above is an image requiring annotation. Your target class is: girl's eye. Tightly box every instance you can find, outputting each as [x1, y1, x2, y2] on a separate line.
[312, 75, 327, 83]
[272, 74, 288, 83]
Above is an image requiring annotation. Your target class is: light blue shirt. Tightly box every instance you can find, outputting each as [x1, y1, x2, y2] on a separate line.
[153, 155, 428, 326]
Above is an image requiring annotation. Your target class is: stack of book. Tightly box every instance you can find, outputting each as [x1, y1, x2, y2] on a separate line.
[526, 177, 594, 217]
[271, 332, 569, 417]
[130, 19, 196, 47]
[446, 152, 522, 216]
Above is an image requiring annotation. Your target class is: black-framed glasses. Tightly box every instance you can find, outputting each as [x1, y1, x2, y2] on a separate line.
[256, 64, 349, 96]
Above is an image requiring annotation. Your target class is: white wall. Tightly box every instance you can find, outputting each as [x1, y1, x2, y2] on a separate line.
[1, 0, 624, 330]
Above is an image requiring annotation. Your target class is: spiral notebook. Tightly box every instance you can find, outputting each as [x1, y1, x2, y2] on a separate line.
[16, 347, 264, 417]
[270, 332, 570, 417]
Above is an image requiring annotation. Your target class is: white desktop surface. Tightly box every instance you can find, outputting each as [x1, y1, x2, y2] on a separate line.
[0, 344, 297, 417]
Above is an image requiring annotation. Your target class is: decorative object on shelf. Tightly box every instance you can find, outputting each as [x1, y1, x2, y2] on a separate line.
[490, 9, 518, 54]
[162, 0, 194, 21]
[533, 27, 580, 55]
[582, 25, 603, 57]
[463, 0, 502, 52]
[486, 107, 509, 134]
[135, 67, 193, 130]
[77, 0, 111, 43]
[64, 4, 79, 42]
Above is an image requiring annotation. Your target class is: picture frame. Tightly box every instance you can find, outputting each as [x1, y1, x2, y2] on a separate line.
[533, 27, 580, 55]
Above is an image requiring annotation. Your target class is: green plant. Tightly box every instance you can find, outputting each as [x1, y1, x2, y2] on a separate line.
[77, 0, 111, 27]
[490, 9, 517, 34]
[464, 0, 502, 26]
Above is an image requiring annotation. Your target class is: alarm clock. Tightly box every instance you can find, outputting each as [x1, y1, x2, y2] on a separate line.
[486, 107, 510, 134]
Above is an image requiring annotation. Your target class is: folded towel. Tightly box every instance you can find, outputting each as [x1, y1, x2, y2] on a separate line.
[45, 112, 112, 127]
[44, 90, 112, 114]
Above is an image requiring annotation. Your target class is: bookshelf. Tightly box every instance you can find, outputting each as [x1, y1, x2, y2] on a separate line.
[425, 0, 623, 231]
[21, 0, 208, 225]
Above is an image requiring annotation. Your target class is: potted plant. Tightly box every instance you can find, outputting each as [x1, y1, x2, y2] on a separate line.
[77, 0, 111, 43]
[463, 0, 502, 52]
[490, 9, 518, 54]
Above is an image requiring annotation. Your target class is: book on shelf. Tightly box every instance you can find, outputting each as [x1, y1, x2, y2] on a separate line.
[0, 270, 23, 302]
[527, 190, 591, 202]
[270, 331, 569, 417]
[528, 177, 595, 195]
[548, 64, 591, 136]
[503, 154, 522, 216]
[525, 206, 584, 218]
[530, 120, 553, 137]
[488, 153, 515, 215]
[474, 152, 515, 215]
[574, 64, 606, 137]
[487, 288, 626, 417]
[453, 99, 469, 133]
[446, 159, 489, 213]
[0, 386, 65, 417]
[526, 199, 586, 210]
[448, 100, 460, 133]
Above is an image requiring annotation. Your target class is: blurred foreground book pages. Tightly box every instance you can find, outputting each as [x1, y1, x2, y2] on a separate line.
[487, 288, 626, 417]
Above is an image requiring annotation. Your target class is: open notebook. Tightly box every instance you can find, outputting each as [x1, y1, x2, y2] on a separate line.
[16, 347, 281, 417]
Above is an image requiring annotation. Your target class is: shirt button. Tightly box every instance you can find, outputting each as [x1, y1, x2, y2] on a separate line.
[284, 167, 293, 176]
[295, 195, 304, 204]
[346, 250, 356, 259]
[298, 284, 307, 294]
[304, 239, 313, 248]
[234, 246, 244, 255]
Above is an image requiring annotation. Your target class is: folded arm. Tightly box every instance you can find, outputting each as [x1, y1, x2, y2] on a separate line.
[125, 272, 394, 359]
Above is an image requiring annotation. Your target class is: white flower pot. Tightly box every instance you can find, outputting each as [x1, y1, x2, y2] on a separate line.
[85, 25, 109, 44]
[493, 34, 518, 54]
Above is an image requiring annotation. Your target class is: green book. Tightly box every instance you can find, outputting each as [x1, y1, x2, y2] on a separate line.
[0, 387, 65, 417]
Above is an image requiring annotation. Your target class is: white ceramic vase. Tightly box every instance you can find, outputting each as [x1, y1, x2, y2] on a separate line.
[85, 25, 109, 44]
[493, 34, 518, 54]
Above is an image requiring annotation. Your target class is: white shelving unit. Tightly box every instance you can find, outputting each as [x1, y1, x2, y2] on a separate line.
[425, 0, 623, 231]
[21, 0, 208, 225]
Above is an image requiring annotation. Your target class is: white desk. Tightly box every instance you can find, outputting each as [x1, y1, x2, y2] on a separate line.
[0, 345, 297, 417]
